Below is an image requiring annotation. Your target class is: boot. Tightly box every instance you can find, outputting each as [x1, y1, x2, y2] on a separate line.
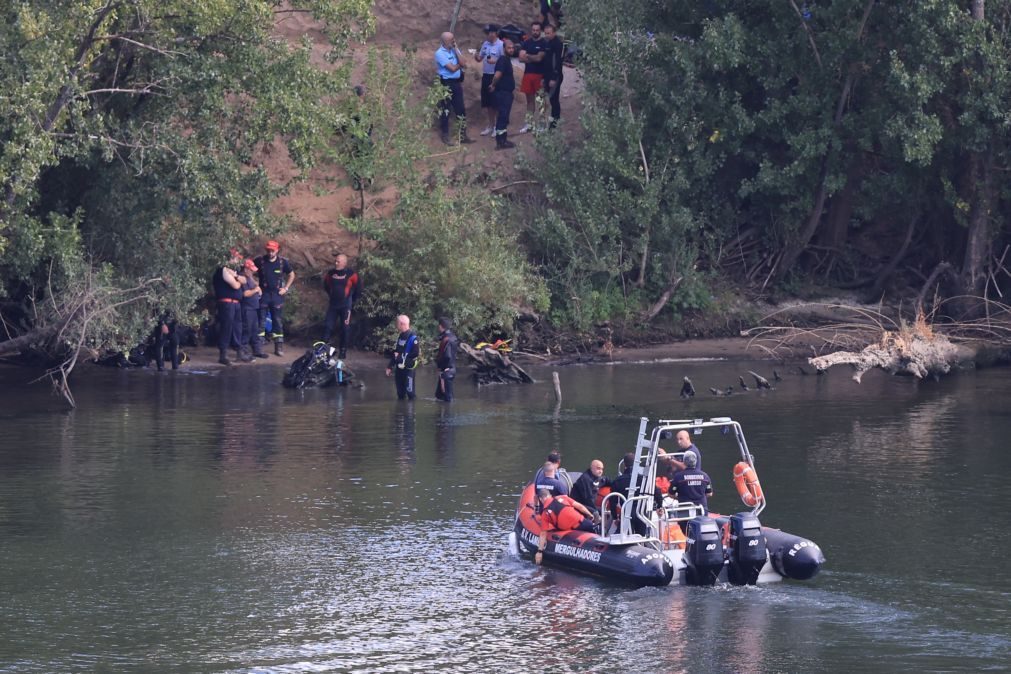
[253, 349, 268, 359]
[496, 132, 515, 150]
[238, 347, 253, 363]
[274, 340, 285, 357]
[459, 121, 474, 144]
[218, 350, 232, 366]
[440, 132, 453, 146]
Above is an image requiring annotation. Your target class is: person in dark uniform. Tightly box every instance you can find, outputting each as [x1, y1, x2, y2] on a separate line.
[534, 461, 569, 496]
[434, 316, 458, 401]
[540, 0, 562, 28]
[570, 459, 608, 516]
[322, 253, 361, 359]
[538, 489, 596, 532]
[670, 451, 713, 513]
[385, 314, 420, 400]
[151, 310, 180, 371]
[212, 249, 245, 365]
[542, 24, 565, 128]
[487, 39, 517, 149]
[254, 240, 295, 357]
[239, 258, 266, 360]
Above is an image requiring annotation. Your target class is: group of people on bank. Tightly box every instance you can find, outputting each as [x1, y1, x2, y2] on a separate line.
[534, 430, 714, 534]
[212, 245, 461, 401]
[435, 18, 565, 150]
[213, 242, 295, 366]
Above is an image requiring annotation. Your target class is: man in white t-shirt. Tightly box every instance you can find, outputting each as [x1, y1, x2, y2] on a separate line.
[474, 24, 504, 136]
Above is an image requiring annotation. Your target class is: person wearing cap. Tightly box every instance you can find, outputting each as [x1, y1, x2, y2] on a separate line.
[322, 253, 361, 359]
[212, 249, 246, 366]
[435, 32, 473, 146]
[385, 314, 420, 400]
[670, 450, 713, 514]
[254, 240, 295, 356]
[475, 24, 503, 137]
[434, 316, 459, 401]
[487, 39, 517, 150]
[239, 258, 267, 360]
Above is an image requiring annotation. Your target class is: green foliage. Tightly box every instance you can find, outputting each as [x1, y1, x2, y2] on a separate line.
[530, 0, 1011, 328]
[356, 174, 549, 344]
[0, 0, 372, 356]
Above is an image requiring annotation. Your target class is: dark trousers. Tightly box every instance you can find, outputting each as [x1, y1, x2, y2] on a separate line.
[545, 77, 562, 124]
[439, 78, 466, 135]
[216, 302, 241, 351]
[154, 330, 179, 369]
[435, 368, 456, 401]
[258, 294, 284, 342]
[323, 304, 351, 355]
[394, 368, 416, 400]
[241, 305, 263, 353]
[494, 89, 513, 143]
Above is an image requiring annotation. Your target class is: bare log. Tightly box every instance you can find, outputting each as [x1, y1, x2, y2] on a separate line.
[808, 330, 961, 383]
[459, 343, 534, 385]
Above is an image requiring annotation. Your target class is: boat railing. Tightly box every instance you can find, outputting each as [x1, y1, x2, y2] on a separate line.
[656, 501, 703, 551]
[600, 492, 662, 548]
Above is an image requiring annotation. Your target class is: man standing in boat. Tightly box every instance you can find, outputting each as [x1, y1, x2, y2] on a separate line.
[670, 451, 713, 514]
[570, 459, 608, 516]
[385, 314, 420, 400]
[534, 461, 569, 496]
[669, 430, 702, 471]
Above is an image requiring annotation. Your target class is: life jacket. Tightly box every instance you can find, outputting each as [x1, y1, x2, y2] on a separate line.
[543, 495, 584, 531]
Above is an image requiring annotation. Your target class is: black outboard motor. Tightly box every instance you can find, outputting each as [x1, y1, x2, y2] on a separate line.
[684, 517, 724, 586]
[727, 512, 768, 586]
[764, 528, 825, 581]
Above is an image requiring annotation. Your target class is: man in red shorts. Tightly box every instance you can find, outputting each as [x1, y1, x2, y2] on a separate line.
[518, 21, 547, 133]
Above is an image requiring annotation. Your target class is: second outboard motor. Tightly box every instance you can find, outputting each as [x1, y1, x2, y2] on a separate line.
[684, 517, 724, 586]
[764, 528, 825, 581]
[727, 512, 768, 586]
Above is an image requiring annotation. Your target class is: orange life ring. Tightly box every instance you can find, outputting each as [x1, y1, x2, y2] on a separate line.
[733, 461, 764, 507]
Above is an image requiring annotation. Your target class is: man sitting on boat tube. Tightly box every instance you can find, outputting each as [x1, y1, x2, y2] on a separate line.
[538, 489, 598, 533]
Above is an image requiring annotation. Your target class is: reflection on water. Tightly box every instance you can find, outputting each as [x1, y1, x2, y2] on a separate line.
[0, 361, 1010, 671]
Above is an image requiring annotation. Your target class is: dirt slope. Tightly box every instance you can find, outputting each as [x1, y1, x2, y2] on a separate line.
[256, 1, 583, 333]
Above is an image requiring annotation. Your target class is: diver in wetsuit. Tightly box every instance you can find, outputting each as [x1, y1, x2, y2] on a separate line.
[434, 317, 459, 402]
[385, 314, 420, 400]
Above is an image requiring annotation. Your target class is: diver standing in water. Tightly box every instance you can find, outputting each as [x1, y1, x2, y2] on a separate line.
[434, 317, 458, 402]
[385, 314, 420, 400]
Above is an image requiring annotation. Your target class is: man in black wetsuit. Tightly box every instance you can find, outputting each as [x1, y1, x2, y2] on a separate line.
[434, 316, 459, 402]
[542, 24, 565, 129]
[570, 459, 608, 516]
[385, 314, 420, 400]
[322, 253, 361, 359]
[151, 310, 180, 371]
[254, 240, 295, 357]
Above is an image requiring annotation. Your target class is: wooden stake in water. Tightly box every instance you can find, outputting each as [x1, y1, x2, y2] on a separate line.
[552, 371, 562, 402]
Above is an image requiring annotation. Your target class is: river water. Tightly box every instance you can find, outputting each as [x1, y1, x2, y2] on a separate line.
[0, 358, 1009, 673]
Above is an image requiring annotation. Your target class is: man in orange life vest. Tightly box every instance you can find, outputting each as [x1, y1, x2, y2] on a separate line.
[537, 488, 597, 533]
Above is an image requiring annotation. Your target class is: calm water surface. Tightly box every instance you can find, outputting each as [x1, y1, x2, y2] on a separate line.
[1, 358, 1009, 673]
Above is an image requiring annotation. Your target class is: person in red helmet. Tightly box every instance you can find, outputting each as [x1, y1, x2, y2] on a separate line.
[239, 258, 267, 360]
[254, 240, 295, 356]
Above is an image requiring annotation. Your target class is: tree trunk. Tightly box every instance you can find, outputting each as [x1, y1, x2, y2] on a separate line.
[774, 0, 876, 282]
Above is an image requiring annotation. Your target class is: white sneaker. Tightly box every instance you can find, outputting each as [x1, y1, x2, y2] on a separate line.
[480, 126, 493, 136]
[518, 124, 530, 134]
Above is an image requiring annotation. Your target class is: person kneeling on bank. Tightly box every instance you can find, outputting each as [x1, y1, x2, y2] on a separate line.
[538, 488, 598, 533]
